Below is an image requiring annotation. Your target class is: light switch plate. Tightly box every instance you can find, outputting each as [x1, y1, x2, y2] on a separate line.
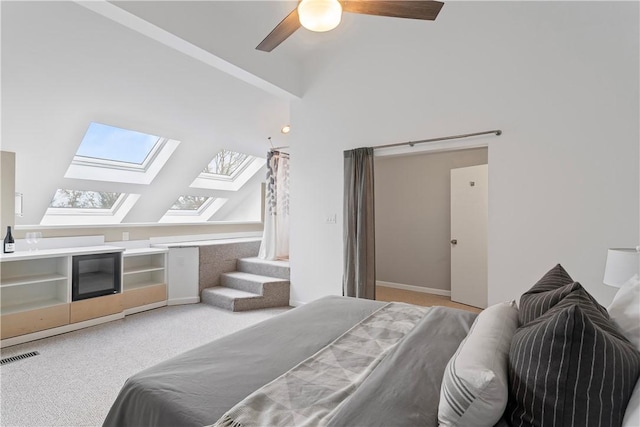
[325, 214, 337, 224]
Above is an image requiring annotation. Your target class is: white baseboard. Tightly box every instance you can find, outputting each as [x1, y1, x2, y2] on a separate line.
[123, 301, 167, 316]
[289, 299, 306, 307]
[167, 297, 200, 305]
[376, 280, 451, 297]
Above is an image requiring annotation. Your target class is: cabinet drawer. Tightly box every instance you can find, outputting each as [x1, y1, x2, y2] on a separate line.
[1, 304, 70, 339]
[123, 284, 166, 310]
[70, 293, 123, 323]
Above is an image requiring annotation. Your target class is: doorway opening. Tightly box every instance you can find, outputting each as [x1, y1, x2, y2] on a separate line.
[373, 146, 488, 312]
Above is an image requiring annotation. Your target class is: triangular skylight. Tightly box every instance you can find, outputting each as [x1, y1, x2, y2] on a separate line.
[64, 122, 180, 185]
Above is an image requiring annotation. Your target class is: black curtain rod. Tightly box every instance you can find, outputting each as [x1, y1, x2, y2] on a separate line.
[374, 129, 502, 150]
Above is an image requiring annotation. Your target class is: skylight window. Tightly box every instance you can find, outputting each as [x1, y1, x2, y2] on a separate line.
[41, 188, 140, 225]
[190, 149, 266, 192]
[169, 195, 210, 211]
[64, 122, 181, 185]
[49, 189, 123, 210]
[159, 196, 228, 223]
[203, 150, 250, 177]
[75, 122, 159, 165]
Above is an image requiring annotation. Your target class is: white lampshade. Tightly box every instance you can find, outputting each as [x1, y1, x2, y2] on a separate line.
[298, 0, 342, 32]
[603, 248, 640, 288]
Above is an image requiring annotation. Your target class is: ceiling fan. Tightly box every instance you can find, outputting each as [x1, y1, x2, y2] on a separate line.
[256, 0, 445, 52]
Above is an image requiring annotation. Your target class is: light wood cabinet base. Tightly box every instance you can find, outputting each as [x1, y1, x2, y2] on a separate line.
[2, 289, 168, 344]
[123, 284, 167, 310]
[1, 304, 70, 339]
[70, 294, 123, 323]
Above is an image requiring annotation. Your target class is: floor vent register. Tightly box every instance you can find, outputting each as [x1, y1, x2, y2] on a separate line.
[1, 351, 40, 366]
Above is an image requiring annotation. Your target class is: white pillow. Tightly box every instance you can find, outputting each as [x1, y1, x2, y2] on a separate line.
[438, 301, 519, 427]
[608, 274, 640, 351]
[622, 377, 640, 427]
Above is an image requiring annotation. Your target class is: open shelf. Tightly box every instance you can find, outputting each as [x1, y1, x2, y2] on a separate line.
[1, 273, 68, 288]
[123, 266, 165, 275]
[122, 251, 166, 299]
[0, 256, 69, 318]
[1, 278, 68, 312]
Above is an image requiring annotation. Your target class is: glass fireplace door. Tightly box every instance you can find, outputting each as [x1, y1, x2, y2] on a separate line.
[72, 252, 122, 301]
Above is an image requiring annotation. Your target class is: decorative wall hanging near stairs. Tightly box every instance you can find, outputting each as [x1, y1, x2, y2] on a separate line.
[201, 257, 290, 312]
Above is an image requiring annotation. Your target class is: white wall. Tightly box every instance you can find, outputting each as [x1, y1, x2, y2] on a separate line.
[289, 2, 639, 306]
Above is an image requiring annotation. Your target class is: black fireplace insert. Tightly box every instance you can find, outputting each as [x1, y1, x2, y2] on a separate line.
[72, 252, 121, 301]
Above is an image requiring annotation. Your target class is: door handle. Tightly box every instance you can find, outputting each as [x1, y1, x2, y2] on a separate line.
[450, 239, 457, 245]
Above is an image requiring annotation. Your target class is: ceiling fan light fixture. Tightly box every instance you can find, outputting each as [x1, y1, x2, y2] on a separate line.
[298, 0, 343, 32]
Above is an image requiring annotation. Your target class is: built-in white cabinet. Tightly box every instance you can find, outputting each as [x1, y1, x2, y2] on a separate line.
[1, 256, 71, 340]
[0, 245, 168, 346]
[122, 248, 168, 312]
[123, 249, 166, 290]
[164, 246, 200, 305]
[1, 247, 125, 342]
[0, 256, 69, 315]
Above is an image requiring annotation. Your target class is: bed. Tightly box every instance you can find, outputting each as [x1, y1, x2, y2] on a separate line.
[103, 265, 640, 427]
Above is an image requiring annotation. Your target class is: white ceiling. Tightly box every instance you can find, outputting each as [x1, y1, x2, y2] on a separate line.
[105, 0, 447, 98]
[110, 1, 366, 60]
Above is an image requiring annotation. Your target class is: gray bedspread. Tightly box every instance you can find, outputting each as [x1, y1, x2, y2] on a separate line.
[326, 306, 476, 427]
[103, 296, 385, 427]
[103, 296, 476, 427]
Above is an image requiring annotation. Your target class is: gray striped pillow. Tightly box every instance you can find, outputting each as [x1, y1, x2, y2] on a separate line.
[519, 264, 575, 326]
[438, 301, 519, 426]
[507, 303, 640, 427]
[525, 282, 619, 339]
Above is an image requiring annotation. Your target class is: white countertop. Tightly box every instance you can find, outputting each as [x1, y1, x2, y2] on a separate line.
[152, 237, 261, 248]
[122, 247, 168, 256]
[0, 245, 125, 262]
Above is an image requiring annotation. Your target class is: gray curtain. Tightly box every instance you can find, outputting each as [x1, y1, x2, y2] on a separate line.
[343, 147, 376, 299]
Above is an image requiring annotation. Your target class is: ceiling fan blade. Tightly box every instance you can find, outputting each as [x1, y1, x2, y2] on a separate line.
[256, 8, 301, 52]
[342, 0, 444, 21]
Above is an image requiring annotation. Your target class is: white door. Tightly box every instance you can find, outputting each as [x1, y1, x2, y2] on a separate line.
[450, 164, 488, 309]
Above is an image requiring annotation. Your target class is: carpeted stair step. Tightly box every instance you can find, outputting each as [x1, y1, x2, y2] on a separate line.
[237, 257, 290, 280]
[201, 286, 288, 312]
[201, 258, 291, 312]
[221, 271, 289, 295]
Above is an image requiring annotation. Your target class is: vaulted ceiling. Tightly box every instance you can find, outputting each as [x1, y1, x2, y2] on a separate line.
[1, 0, 458, 226]
[2, 1, 296, 225]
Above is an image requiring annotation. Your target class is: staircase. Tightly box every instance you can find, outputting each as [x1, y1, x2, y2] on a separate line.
[201, 257, 290, 312]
